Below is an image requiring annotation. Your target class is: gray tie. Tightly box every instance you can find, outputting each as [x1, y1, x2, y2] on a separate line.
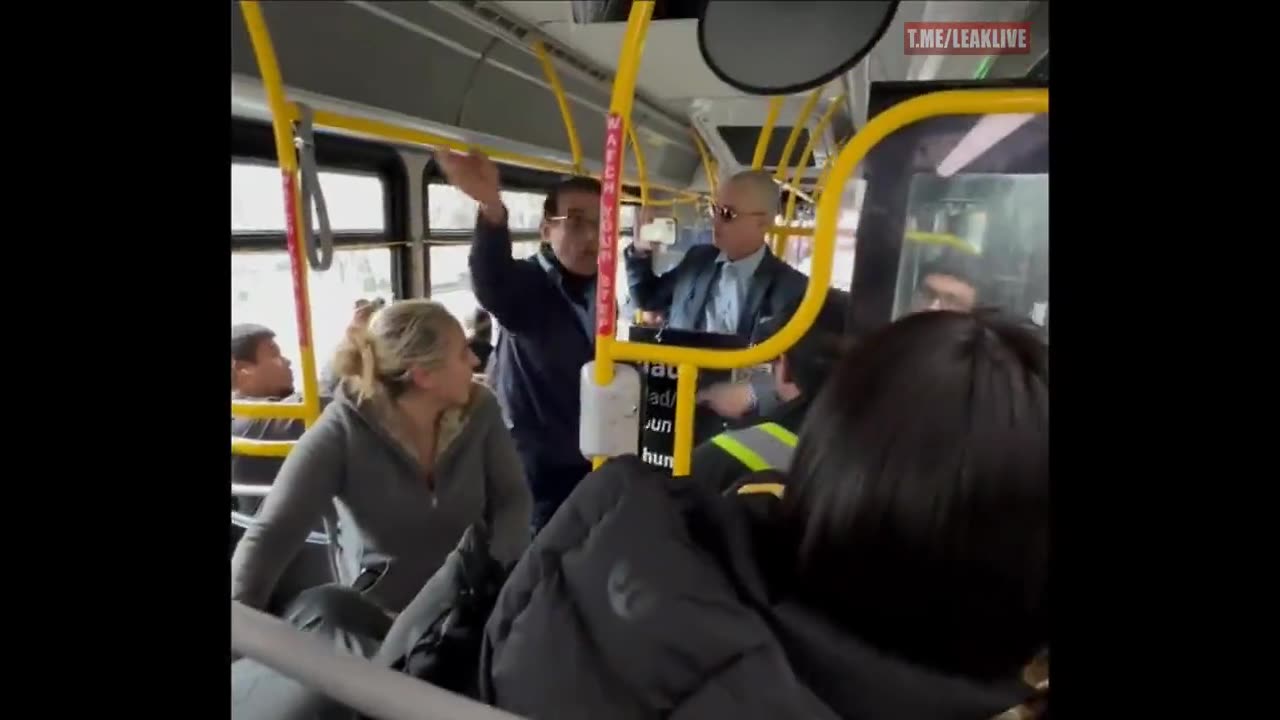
[715, 262, 740, 334]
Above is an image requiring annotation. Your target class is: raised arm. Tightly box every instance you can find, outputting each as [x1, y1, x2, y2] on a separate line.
[437, 150, 549, 334]
[231, 412, 346, 610]
[469, 213, 550, 333]
[624, 243, 680, 314]
[480, 401, 532, 567]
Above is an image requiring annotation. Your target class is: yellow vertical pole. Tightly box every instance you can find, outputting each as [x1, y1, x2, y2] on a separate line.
[671, 364, 699, 477]
[752, 97, 785, 170]
[773, 89, 822, 181]
[592, 1, 654, 469]
[778, 95, 847, 263]
[238, 0, 321, 427]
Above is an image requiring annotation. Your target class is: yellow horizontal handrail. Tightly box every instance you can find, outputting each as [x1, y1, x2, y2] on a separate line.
[303, 105, 699, 202]
[231, 436, 297, 458]
[771, 225, 815, 237]
[605, 89, 1048, 373]
[904, 230, 980, 254]
[231, 401, 309, 420]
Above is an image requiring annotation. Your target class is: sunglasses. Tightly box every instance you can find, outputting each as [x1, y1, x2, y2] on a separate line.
[708, 202, 768, 223]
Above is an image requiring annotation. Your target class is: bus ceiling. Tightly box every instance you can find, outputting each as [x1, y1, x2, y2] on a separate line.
[230, 1, 1045, 194]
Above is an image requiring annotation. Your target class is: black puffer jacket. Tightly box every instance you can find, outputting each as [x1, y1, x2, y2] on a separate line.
[479, 456, 1035, 719]
[374, 525, 507, 700]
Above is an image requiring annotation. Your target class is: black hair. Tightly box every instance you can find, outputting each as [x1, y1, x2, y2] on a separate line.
[918, 248, 982, 291]
[542, 176, 603, 221]
[782, 309, 1048, 680]
[751, 289, 852, 396]
[468, 308, 493, 344]
[231, 324, 275, 363]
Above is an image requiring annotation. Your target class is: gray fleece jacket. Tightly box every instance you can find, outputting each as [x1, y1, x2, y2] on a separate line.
[230, 380, 530, 613]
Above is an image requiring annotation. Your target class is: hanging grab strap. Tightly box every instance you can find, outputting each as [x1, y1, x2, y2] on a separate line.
[294, 103, 335, 271]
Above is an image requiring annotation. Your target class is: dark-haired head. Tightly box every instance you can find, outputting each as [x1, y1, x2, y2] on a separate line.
[752, 289, 853, 399]
[913, 249, 982, 312]
[782, 309, 1048, 681]
[231, 324, 294, 398]
[541, 176, 603, 277]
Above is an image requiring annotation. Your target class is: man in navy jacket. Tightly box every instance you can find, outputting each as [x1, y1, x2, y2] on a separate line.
[440, 150, 605, 534]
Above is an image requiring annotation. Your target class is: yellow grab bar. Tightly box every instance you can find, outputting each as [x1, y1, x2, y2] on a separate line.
[599, 89, 1048, 472]
[304, 106, 698, 202]
[773, 89, 822, 181]
[231, 436, 296, 458]
[777, 94, 846, 259]
[238, 1, 322, 431]
[904, 230, 981, 254]
[752, 97, 785, 169]
[672, 364, 699, 476]
[592, 0, 654, 471]
[231, 401, 309, 420]
[532, 39, 584, 174]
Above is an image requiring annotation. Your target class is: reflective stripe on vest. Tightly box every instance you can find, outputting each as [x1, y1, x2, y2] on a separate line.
[710, 421, 799, 472]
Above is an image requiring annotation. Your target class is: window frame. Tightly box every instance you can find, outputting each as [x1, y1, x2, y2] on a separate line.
[230, 117, 410, 299]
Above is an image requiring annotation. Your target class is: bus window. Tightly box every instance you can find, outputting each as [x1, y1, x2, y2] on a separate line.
[231, 162, 396, 366]
[892, 172, 1048, 332]
[232, 162, 386, 233]
[231, 250, 396, 368]
[427, 186, 544, 322]
[792, 179, 863, 291]
[427, 184, 544, 233]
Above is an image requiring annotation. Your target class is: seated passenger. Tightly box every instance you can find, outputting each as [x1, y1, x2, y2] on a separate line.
[465, 308, 493, 373]
[230, 299, 532, 619]
[480, 309, 1048, 719]
[232, 303, 373, 514]
[691, 288, 850, 493]
[231, 323, 303, 516]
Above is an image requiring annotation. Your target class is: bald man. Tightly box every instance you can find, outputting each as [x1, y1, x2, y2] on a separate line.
[625, 170, 807, 336]
[624, 169, 809, 422]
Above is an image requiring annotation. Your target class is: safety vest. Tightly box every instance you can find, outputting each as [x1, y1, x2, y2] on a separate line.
[710, 421, 799, 474]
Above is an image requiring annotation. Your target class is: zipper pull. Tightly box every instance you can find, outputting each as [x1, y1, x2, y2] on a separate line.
[431, 492, 438, 509]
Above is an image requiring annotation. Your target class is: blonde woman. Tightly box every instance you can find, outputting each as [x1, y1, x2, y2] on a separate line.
[230, 299, 531, 623]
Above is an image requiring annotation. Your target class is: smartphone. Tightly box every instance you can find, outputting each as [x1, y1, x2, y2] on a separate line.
[639, 217, 678, 246]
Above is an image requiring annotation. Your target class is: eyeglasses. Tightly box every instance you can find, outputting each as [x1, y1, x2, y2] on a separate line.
[708, 202, 768, 223]
[546, 213, 600, 234]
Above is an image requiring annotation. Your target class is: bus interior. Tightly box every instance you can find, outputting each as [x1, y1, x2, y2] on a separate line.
[231, 2, 1049, 718]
